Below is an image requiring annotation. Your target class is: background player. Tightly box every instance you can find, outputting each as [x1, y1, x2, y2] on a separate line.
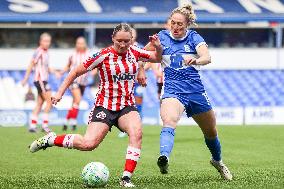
[21, 32, 58, 133]
[59, 36, 91, 131]
[142, 5, 233, 180]
[29, 23, 162, 187]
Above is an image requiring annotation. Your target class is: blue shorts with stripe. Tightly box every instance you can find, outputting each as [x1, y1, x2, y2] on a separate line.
[162, 91, 212, 117]
[161, 72, 212, 117]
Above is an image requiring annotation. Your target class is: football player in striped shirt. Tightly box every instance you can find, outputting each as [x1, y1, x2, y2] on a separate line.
[29, 23, 162, 187]
[59, 37, 90, 131]
[22, 33, 58, 133]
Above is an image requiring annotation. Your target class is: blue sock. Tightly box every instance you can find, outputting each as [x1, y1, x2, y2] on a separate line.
[205, 137, 222, 161]
[160, 127, 175, 158]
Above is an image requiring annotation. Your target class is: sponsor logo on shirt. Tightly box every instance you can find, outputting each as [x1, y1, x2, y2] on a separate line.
[113, 73, 135, 82]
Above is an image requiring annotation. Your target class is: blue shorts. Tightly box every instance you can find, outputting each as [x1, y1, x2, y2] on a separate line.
[162, 67, 212, 117]
[162, 91, 212, 117]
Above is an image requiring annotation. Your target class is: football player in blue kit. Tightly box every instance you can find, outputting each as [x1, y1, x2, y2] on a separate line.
[143, 4, 232, 180]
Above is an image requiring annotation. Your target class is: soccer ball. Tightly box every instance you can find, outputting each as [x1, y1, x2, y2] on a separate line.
[81, 162, 110, 187]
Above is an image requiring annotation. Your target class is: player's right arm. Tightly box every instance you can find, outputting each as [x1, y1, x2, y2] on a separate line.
[22, 49, 42, 86]
[21, 59, 36, 86]
[59, 55, 72, 75]
[52, 64, 88, 105]
[52, 51, 105, 105]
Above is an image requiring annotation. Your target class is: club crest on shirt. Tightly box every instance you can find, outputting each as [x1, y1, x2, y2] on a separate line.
[184, 45, 191, 52]
[127, 54, 136, 64]
[96, 111, 106, 119]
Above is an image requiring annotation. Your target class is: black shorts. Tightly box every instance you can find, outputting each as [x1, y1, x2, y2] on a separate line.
[157, 82, 163, 94]
[88, 106, 138, 131]
[69, 82, 86, 95]
[34, 81, 51, 94]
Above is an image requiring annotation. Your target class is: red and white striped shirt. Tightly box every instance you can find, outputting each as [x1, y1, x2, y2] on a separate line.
[83, 45, 151, 111]
[69, 50, 89, 86]
[32, 47, 49, 82]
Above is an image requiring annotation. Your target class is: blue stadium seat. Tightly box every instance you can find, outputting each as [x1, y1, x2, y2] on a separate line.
[9, 71, 22, 83]
[201, 70, 284, 106]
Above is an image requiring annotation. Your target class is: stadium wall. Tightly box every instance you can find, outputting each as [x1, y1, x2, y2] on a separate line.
[1, 107, 284, 127]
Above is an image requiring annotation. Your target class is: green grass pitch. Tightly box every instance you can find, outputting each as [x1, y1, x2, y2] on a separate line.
[0, 126, 284, 189]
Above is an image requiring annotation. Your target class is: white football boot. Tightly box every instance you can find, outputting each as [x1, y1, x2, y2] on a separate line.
[29, 132, 56, 153]
[210, 159, 233, 181]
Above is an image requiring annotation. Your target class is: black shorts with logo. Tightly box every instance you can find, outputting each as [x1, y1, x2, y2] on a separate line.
[88, 106, 138, 131]
[69, 82, 86, 95]
[34, 81, 51, 94]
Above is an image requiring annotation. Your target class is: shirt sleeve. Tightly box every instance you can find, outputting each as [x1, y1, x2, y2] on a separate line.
[131, 45, 151, 61]
[32, 49, 42, 64]
[83, 51, 106, 70]
[191, 32, 207, 50]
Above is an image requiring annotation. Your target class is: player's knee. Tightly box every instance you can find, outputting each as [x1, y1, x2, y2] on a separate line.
[161, 116, 179, 126]
[204, 129, 218, 139]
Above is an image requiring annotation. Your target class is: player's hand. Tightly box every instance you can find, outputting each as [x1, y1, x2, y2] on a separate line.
[51, 93, 62, 105]
[55, 71, 62, 79]
[183, 55, 197, 65]
[21, 79, 27, 86]
[149, 34, 161, 49]
[137, 68, 147, 87]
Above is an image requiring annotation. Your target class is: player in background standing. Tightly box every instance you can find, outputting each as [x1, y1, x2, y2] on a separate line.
[59, 37, 91, 131]
[29, 23, 162, 187]
[141, 5, 233, 180]
[22, 32, 58, 133]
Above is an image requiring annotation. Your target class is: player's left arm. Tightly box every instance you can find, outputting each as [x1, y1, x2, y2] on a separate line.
[137, 62, 147, 87]
[147, 34, 163, 63]
[195, 44, 211, 65]
[58, 56, 72, 75]
[184, 44, 211, 65]
[136, 34, 162, 86]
